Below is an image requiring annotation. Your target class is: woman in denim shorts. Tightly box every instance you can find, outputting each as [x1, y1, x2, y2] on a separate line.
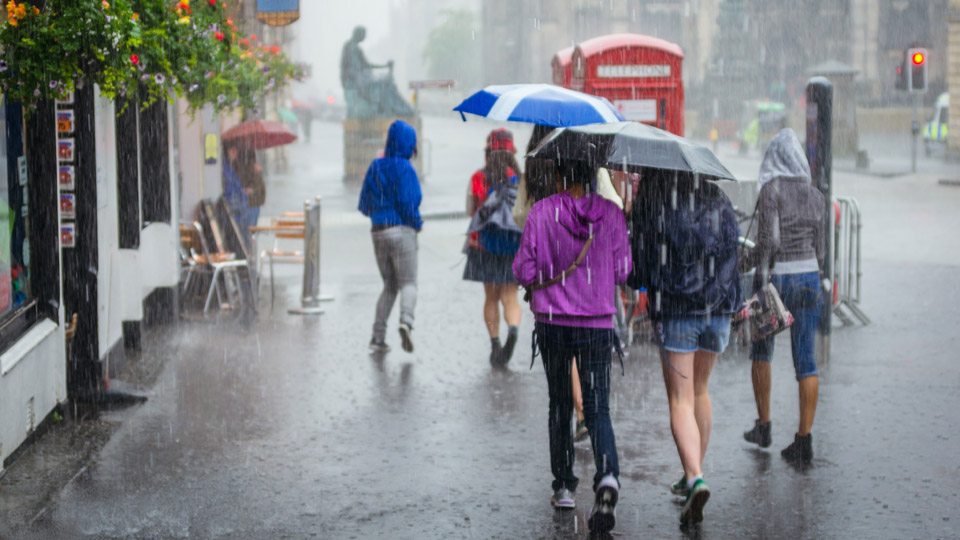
[628, 171, 742, 525]
[739, 129, 826, 464]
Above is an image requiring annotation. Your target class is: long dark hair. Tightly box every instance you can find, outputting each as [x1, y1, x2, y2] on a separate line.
[524, 124, 557, 203]
[484, 149, 520, 188]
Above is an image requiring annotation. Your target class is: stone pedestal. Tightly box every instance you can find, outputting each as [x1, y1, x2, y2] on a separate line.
[342, 116, 422, 182]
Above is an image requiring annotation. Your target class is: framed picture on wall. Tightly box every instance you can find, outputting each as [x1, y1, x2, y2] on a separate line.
[60, 193, 76, 220]
[56, 111, 75, 134]
[56, 91, 74, 106]
[60, 223, 76, 248]
[57, 139, 74, 163]
[58, 166, 75, 190]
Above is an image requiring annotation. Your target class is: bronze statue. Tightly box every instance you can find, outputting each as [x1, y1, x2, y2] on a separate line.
[340, 26, 415, 118]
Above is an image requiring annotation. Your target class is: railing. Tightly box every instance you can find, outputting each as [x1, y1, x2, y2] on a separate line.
[832, 196, 870, 325]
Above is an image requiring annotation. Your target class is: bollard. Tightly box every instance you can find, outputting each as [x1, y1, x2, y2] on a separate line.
[805, 77, 833, 363]
[288, 196, 334, 315]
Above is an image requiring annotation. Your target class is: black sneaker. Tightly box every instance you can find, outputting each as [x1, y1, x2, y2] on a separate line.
[743, 419, 772, 448]
[588, 475, 618, 532]
[501, 328, 518, 364]
[489, 339, 503, 366]
[781, 433, 813, 464]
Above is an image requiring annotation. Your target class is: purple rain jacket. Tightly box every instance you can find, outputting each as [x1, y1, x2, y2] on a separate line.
[513, 191, 632, 329]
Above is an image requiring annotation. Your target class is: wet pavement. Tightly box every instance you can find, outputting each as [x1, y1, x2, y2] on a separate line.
[2, 115, 959, 539]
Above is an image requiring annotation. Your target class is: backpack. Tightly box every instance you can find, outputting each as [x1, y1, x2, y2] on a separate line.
[480, 225, 522, 255]
[471, 177, 522, 255]
[631, 179, 741, 316]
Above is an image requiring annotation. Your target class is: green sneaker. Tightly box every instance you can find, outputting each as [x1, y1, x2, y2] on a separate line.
[680, 478, 710, 524]
[669, 475, 688, 496]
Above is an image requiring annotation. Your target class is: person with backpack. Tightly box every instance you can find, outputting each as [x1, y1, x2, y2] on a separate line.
[463, 128, 523, 366]
[739, 128, 825, 464]
[627, 170, 741, 525]
[358, 119, 422, 354]
[513, 159, 631, 534]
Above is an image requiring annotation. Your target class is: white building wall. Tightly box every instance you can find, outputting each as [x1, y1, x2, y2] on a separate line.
[0, 317, 66, 471]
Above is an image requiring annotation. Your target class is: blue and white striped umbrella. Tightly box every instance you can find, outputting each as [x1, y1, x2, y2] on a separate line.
[453, 84, 624, 127]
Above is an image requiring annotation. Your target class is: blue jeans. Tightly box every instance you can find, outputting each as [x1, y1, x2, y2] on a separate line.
[535, 323, 619, 492]
[751, 271, 822, 380]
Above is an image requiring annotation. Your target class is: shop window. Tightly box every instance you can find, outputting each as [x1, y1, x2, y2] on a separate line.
[0, 97, 38, 352]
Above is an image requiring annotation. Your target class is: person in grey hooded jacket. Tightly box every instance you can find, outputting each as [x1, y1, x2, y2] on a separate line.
[739, 128, 825, 464]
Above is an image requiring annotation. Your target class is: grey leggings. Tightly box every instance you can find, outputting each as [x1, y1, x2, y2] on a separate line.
[371, 226, 418, 341]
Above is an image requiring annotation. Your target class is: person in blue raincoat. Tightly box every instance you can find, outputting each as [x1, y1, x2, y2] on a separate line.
[358, 119, 422, 354]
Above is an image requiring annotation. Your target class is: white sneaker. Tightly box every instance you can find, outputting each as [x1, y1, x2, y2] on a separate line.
[369, 339, 390, 353]
[550, 487, 575, 509]
[588, 474, 618, 532]
[398, 323, 414, 353]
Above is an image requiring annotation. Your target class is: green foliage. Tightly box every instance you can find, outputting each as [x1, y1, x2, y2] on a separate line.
[0, 0, 304, 113]
[422, 9, 481, 89]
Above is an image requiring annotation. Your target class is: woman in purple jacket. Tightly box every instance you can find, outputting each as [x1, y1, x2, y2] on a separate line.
[512, 159, 631, 534]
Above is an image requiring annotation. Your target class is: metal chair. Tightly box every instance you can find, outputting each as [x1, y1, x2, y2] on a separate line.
[192, 221, 253, 314]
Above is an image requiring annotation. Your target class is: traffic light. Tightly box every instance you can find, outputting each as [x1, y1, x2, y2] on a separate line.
[895, 59, 906, 90]
[907, 47, 927, 92]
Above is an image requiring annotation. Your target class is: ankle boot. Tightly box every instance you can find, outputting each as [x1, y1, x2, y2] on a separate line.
[743, 419, 772, 448]
[781, 432, 813, 463]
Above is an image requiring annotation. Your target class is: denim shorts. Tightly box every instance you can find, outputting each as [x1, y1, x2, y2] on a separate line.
[655, 314, 732, 354]
[751, 271, 822, 380]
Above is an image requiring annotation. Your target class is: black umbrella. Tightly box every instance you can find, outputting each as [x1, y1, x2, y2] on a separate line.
[528, 121, 737, 181]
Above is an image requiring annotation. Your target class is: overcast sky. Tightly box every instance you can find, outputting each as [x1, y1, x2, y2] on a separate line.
[292, 0, 397, 99]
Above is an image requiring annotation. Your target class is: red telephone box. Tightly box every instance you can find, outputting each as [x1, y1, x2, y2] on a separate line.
[570, 33, 684, 135]
[551, 46, 574, 88]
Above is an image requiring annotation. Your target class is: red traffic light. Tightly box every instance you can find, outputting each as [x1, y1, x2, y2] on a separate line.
[912, 52, 925, 65]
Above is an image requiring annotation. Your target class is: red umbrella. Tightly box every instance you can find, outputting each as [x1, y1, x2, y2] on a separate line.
[290, 99, 315, 111]
[222, 120, 297, 150]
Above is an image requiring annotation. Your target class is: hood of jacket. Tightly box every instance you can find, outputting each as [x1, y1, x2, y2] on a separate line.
[554, 191, 608, 240]
[384, 120, 417, 159]
[759, 128, 811, 187]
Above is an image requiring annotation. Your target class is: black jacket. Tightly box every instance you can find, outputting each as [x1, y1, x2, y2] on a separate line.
[627, 175, 742, 319]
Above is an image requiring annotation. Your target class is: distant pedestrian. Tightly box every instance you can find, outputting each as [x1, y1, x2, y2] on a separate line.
[358, 120, 422, 353]
[222, 141, 265, 247]
[463, 129, 523, 366]
[628, 169, 741, 525]
[740, 128, 825, 464]
[513, 159, 631, 533]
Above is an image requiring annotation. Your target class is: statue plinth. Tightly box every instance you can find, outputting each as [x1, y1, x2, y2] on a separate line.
[342, 116, 422, 182]
[340, 26, 421, 182]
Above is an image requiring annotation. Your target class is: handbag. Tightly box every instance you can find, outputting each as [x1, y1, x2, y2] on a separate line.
[735, 181, 793, 343]
[522, 235, 594, 303]
[735, 282, 794, 342]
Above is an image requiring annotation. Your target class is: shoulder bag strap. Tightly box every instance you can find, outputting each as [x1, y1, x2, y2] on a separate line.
[523, 235, 595, 302]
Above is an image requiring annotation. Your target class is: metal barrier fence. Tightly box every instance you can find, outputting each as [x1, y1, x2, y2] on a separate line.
[832, 196, 869, 325]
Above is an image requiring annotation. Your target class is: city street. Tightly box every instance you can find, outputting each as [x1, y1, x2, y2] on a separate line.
[2, 114, 959, 539]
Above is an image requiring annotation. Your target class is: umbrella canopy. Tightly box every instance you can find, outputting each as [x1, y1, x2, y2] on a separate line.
[277, 107, 299, 125]
[290, 99, 315, 111]
[529, 121, 737, 181]
[222, 120, 297, 150]
[453, 84, 624, 127]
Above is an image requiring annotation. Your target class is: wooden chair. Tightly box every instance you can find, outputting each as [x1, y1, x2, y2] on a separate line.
[251, 217, 305, 307]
